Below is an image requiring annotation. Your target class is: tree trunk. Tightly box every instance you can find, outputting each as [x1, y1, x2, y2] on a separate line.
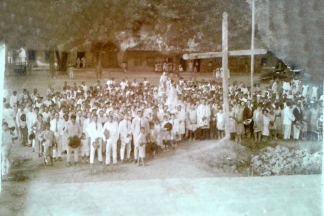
[49, 47, 55, 78]
[60, 52, 68, 73]
[95, 45, 103, 79]
[55, 47, 61, 70]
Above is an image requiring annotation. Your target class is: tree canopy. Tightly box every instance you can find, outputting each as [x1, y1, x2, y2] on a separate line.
[0, 0, 262, 53]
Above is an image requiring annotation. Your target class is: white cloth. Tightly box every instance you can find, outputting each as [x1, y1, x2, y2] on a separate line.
[283, 106, 295, 126]
[197, 104, 211, 128]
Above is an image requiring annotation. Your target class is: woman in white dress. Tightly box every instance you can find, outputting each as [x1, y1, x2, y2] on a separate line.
[175, 105, 186, 139]
[253, 104, 263, 142]
[186, 102, 197, 141]
[165, 83, 178, 110]
[262, 109, 270, 141]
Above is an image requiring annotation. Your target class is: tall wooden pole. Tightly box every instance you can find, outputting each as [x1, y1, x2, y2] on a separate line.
[250, 0, 255, 97]
[222, 12, 230, 138]
[0, 43, 6, 194]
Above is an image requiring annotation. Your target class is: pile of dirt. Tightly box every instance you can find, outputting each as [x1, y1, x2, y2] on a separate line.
[199, 140, 252, 176]
[251, 146, 322, 176]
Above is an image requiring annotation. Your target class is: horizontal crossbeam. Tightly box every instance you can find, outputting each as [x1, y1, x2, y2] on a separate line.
[182, 49, 267, 60]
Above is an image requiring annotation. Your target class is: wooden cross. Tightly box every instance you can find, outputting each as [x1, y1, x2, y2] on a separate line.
[182, 49, 267, 60]
[182, 12, 264, 137]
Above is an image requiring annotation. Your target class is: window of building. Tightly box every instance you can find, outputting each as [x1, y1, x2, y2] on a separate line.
[28, 50, 36, 61]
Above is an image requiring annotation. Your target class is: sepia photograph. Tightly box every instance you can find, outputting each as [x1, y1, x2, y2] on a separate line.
[0, 0, 323, 215]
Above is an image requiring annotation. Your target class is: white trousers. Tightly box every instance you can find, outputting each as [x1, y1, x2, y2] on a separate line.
[81, 138, 90, 157]
[1, 147, 10, 176]
[293, 125, 301, 139]
[120, 140, 131, 161]
[67, 146, 79, 162]
[53, 134, 62, 158]
[105, 138, 118, 164]
[283, 124, 292, 139]
[90, 138, 102, 164]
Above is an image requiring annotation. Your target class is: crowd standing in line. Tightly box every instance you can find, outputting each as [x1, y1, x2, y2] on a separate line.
[2, 71, 323, 175]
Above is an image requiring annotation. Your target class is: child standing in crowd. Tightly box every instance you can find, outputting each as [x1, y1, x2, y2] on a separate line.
[161, 115, 172, 151]
[147, 122, 158, 159]
[80, 133, 90, 163]
[187, 102, 197, 141]
[136, 127, 146, 166]
[19, 113, 28, 146]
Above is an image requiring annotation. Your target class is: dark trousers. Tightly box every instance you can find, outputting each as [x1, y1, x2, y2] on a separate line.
[20, 126, 28, 145]
[198, 128, 209, 140]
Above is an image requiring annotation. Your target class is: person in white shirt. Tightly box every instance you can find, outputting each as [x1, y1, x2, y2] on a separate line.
[283, 102, 295, 140]
[175, 104, 186, 139]
[136, 127, 147, 166]
[118, 113, 132, 162]
[196, 98, 211, 140]
[143, 77, 149, 87]
[50, 112, 61, 161]
[87, 115, 103, 167]
[10, 91, 18, 113]
[131, 79, 139, 88]
[66, 115, 82, 166]
[131, 110, 148, 163]
[26, 106, 38, 146]
[81, 81, 88, 92]
[187, 102, 198, 141]
[102, 115, 119, 165]
[120, 79, 128, 90]
[160, 72, 168, 89]
[59, 114, 70, 153]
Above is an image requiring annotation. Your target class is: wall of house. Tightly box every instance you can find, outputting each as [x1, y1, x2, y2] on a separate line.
[126, 51, 164, 72]
[189, 52, 279, 73]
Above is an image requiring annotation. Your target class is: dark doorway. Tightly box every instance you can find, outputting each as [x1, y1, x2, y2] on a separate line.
[77, 52, 85, 68]
[28, 50, 36, 62]
[102, 43, 118, 68]
[261, 57, 267, 67]
[193, 59, 200, 72]
[180, 57, 187, 71]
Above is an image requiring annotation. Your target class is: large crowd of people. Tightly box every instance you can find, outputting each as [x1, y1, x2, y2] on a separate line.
[2, 71, 323, 175]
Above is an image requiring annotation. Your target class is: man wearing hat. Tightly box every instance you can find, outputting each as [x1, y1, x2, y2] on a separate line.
[292, 101, 303, 140]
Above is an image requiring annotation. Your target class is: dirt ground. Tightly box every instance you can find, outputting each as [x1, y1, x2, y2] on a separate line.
[1, 134, 322, 215]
